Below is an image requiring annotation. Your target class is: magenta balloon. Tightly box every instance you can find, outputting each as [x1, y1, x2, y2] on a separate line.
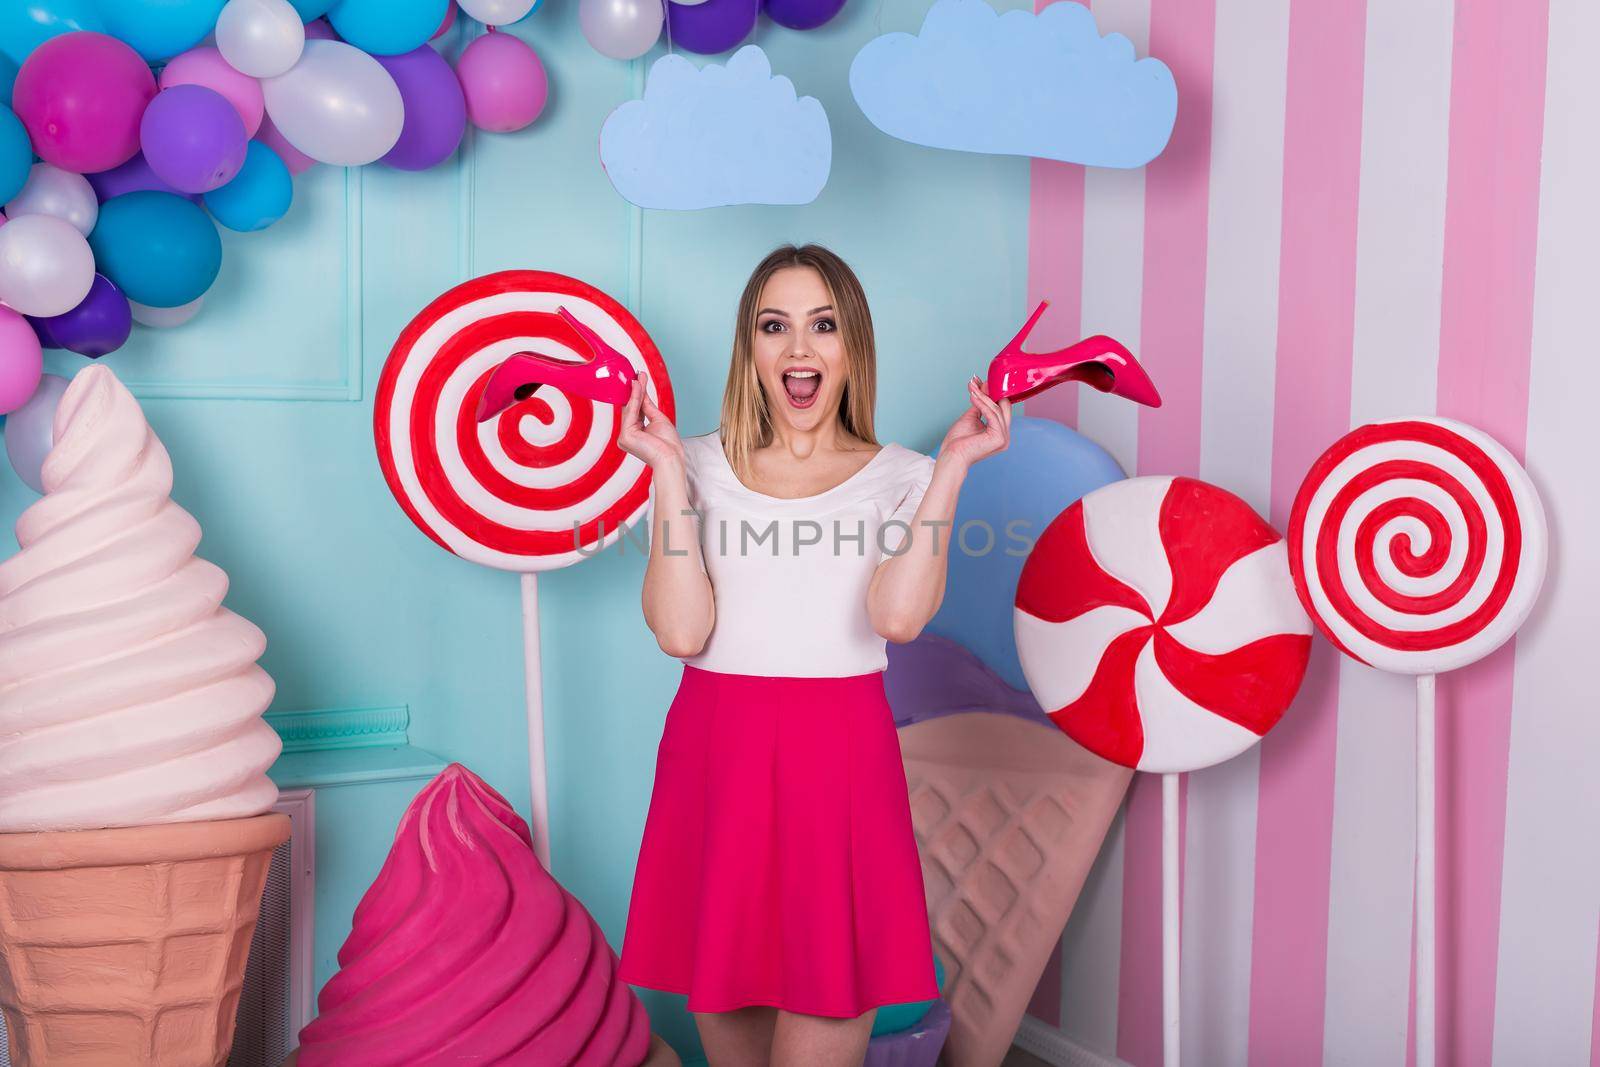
[0, 307, 44, 416]
[12, 31, 157, 173]
[255, 113, 317, 175]
[432, 2, 457, 38]
[376, 46, 467, 170]
[140, 84, 249, 194]
[159, 46, 267, 137]
[667, 0, 758, 55]
[86, 153, 201, 203]
[456, 32, 547, 133]
[763, 0, 845, 29]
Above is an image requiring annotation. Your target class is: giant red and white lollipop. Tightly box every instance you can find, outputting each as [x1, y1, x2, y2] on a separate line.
[376, 270, 671, 572]
[1288, 417, 1546, 1067]
[375, 270, 674, 868]
[1015, 475, 1313, 1066]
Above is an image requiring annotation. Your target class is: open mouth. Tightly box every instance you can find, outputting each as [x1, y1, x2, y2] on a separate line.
[782, 368, 821, 409]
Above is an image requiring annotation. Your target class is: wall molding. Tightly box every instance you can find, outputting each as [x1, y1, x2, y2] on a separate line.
[1012, 1016, 1129, 1067]
[113, 167, 366, 403]
[265, 703, 412, 753]
[265, 703, 448, 790]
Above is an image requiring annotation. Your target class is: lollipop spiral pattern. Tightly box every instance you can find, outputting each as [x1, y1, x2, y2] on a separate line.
[1288, 417, 1548, 675]
[375, 270, 674, 572]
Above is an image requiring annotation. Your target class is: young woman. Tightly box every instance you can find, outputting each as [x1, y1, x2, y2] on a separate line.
[616, 244, 1010, 1066]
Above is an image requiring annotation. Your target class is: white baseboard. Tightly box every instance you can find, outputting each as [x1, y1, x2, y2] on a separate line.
[1012, 1016, 1130, 1067]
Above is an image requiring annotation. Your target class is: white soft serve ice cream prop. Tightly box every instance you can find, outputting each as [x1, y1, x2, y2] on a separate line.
[0, 364, 281, 833]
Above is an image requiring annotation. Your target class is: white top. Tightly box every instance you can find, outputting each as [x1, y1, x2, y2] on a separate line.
[652, 428, 937, 678]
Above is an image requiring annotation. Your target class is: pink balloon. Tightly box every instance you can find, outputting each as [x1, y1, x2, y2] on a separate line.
[160, 46, 267, 138]
[0, 307, 44, 416]
[456, 31, 547, 133]
[432, 2, 458, 39]
[255, 112, 317, 175]
[12, 31, 157, 174]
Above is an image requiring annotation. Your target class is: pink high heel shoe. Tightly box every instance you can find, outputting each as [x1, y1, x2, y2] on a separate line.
[474, 306, 640, 422]
[985, 300, 1162, 408]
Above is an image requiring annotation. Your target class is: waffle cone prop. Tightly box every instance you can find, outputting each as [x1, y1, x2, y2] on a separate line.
[899, 712, 1130, 1067]
[0, 813, 289, 1065]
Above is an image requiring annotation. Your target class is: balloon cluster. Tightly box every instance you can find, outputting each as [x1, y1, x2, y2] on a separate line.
[0, 0, 552, 425]
[582, 0, 846, 60]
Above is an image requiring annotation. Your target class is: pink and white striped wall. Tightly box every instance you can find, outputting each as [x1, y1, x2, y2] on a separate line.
[1019, 0, 1600, 1063]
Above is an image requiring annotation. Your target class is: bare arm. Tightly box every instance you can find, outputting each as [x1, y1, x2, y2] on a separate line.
[617, 376, 715, 657]
[868, 373, 1011, 643]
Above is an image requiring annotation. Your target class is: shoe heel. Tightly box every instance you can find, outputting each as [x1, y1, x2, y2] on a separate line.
[1004, 299, 1051, 355]
[557, 305, 610, 361]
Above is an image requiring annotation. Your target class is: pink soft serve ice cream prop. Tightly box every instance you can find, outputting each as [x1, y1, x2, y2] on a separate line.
[0, 364, 289, 1066]
[0, 364, 281, 831]
[291, 764, 679, 1067]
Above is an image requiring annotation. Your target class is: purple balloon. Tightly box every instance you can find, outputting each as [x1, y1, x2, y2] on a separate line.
[304, 18, 339, 40]
[667, 0, 758, 55]
[86, 153, 201, 203]
[375, 45, 467, 171]
[27, 313, 60, 350]
[34, 274, 132, 359]
[763, 0, 845, 30]
[140, 84, 249, 194]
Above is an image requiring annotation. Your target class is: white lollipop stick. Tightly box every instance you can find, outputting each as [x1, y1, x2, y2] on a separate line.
[522, 573, 552, 871]
[1416, 673, 1435, 1067]
[1163, 772, 1180, 1067]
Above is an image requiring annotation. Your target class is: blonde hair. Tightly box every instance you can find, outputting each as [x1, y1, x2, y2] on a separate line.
[719, 244, 879, 482]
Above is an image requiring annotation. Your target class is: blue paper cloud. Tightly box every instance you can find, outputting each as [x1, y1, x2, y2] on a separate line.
[849, 0, 1177, 168]
[599, 45, 831, 211]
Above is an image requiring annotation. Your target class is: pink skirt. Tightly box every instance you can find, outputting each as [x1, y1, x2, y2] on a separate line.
[618, 664, 940, 1019]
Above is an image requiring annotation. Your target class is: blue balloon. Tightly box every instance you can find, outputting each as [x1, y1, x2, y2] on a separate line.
[88, 191, 222, 308]
[871, 952, 945, 1036]
[0, 0, 103, 66]
[326, 0, 447, 55]
[0, 53, 16, 107]
[926, 415, 1126, 691]
[287, 0, 336, 17]
[0, 105, 30, 204]
[97, 0, 226, 61]
[204, 142, 292, 232]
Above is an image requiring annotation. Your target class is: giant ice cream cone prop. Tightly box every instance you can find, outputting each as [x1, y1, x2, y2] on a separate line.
[295, 764, 678, 1067]
[0, 365, 287, 1066]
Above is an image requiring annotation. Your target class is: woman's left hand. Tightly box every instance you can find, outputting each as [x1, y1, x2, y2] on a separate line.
[938, 374, 1012, 470]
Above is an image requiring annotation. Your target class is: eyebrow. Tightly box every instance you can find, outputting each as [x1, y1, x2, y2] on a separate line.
[757, 305, 833, 317]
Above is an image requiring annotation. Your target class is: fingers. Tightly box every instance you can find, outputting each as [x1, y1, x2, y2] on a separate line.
[621, 376, 644, 430]
[969, 378, 1006, 432]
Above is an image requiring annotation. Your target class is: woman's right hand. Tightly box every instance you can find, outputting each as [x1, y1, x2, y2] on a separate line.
[617, 375, 686, 470]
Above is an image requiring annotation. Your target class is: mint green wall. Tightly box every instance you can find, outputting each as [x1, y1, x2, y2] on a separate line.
[2, 0, 1029, 1055]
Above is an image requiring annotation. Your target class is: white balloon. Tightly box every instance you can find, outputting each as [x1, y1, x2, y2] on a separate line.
[0, 215, 95, 317]
[261, 40, 404, 167]
[4, 164, 99, 235]
[130, 296, 205, 328]
[4, 373, 70, 494]
[217, 0, 305, 78]
[579, 0, 663, 59]
[458, 0, 539, 24]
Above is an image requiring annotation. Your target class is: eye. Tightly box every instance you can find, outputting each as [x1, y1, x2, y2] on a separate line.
[813, 318, 836, 332]
[760, 320, 786, 333]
